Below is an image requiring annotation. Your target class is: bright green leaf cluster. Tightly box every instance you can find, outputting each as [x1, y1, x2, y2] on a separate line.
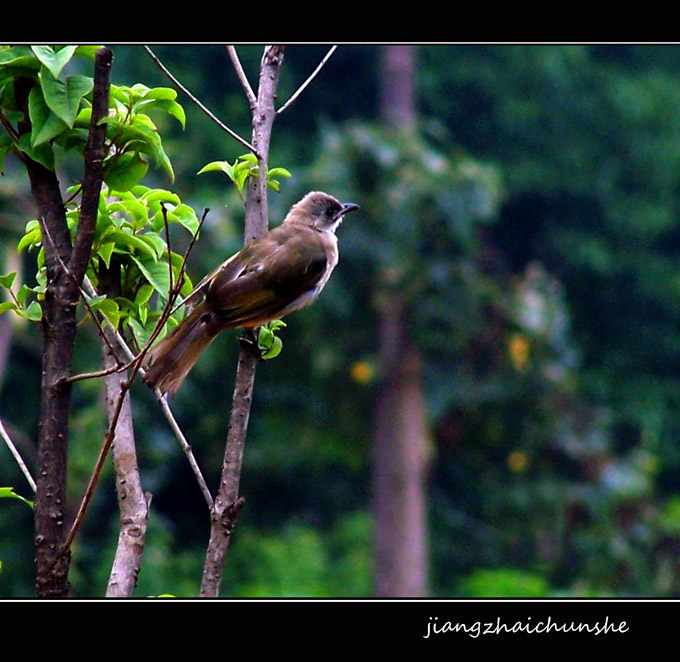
[0, 46, 195, 345]
[101, 83, 185, 190]
[257, 320, 287, 360]
[198, 153, 291, 203]
[0, 45, 97, 170]
[1, 184, 199, 348]
[0, 45, 184, 190]
[84, 184, 198, 348]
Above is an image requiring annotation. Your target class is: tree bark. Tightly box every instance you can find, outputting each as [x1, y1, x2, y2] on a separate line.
[102, 337, 151, 597]
[372, 45, 430, 597]
[97, 259, 151, 598]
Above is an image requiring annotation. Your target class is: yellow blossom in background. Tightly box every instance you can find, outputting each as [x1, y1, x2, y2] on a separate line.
[508, 332, 530, 372]
[350, 360, 374, 385]
[507, 450, 530, 473]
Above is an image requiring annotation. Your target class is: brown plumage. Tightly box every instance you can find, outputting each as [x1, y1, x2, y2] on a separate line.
[143, 191, 359, 396]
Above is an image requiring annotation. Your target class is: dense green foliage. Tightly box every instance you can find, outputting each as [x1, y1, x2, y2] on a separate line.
[3, 44, 680, 597]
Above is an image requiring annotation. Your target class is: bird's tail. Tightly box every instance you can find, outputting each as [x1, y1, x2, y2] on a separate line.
[143, 303, 216, 397]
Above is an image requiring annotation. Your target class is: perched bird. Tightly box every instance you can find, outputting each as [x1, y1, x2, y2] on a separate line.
[143, 191, 359, 396]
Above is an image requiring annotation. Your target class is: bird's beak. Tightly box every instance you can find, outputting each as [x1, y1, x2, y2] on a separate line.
[340, 202, 360, 217]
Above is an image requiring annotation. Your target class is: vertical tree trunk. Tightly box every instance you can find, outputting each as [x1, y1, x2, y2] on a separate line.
[26, 157, 79, 598]
[15, 48, 112, 597]
[372, 45, 430, 597]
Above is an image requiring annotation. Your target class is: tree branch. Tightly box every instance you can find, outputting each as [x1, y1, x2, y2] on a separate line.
[144, 45, 259, 157]
[199, 45, 285, 598]
[277, 45, 338, 115]
[0, 417, 37, 493]
[101, 328, 151, 598]
[70, 47, 112, 280]
[226, 46, 256, 110]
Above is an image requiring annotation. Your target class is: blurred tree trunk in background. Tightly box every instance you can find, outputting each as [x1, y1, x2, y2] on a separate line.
[372, 45, 430, 597]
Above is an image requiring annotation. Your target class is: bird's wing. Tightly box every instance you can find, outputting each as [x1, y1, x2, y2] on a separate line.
[177, 249, 246, 311]
[205, 228, 329, 328]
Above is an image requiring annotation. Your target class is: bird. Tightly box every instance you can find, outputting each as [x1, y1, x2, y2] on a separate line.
[143, 191, 359, 396]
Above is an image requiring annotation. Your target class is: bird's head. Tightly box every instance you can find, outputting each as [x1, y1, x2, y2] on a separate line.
[286, 191, 360, 233]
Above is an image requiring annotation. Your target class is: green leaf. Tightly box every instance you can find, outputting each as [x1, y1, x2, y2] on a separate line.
[0, 272, 17, 289]
[97, 242, 116, 269]
[134, 283, 154, 307]
[117, 116, 174, 182]
[39, 69, 93, 128]
[96, 298, 121, 328]
[28, 84, 69, 147]
[85, 293, 107, 308]
[74, 46, 103, 61]
[152, 202, 199, 234]
[257, 320, 286, 359]
[141, 87, 177, 101]
[0, 46, 40, 70]
[198, 160, 234, 179]
[17, 300, 42, 322]
[130, 255, 170, 297]
[134, 87, 186, 129]
[31, 45, 78, 79]
[137, 233, 165, 259]
[0, 487, 34, 509]
[108, 229, 157, 260]
[266, 167, 292, 179]
[105, 152, 149, 192]
[17, 133, 54, 170]
[0, 301, 17, 315]
[16, 284, 33, 306]
[127, 316, 158, 349]
[106, 196, 149, 229]
[143, 189, 181, 206]
[150, 98, 186, 128]
[261, 335, 283, 360]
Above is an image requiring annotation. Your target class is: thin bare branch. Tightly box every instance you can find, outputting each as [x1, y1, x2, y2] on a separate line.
[277, 45, 338, 115]
[0, 418, 37, 493]
[158, 394, 213, 508]
[144, 45, 260, 157]
[226, 46, 256, 109]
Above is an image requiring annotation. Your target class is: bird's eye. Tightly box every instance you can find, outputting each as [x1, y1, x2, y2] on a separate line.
[325, 207, 335, 218]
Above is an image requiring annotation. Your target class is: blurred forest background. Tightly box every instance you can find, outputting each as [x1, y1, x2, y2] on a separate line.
[3, 44, 680, 597]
